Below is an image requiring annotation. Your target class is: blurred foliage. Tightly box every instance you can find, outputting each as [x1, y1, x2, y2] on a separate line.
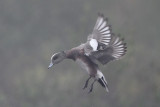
[0, 0, 160, 107]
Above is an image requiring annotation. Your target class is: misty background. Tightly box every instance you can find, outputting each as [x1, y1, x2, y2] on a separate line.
[0, 0, 160, 107]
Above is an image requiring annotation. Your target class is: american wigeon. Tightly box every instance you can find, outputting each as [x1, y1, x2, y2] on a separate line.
[48, 13, 127, 93]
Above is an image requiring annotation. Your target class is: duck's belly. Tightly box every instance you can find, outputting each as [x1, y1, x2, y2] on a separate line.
[76, 58, 90, 74]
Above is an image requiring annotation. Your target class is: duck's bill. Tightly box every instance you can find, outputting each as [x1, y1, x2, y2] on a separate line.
[48, 63, 53, 69]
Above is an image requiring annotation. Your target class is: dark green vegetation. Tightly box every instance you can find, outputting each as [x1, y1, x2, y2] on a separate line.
[0, 0, 160, 107]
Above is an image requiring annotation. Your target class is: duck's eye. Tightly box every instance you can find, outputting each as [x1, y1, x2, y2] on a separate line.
[53, 56, 58, 60]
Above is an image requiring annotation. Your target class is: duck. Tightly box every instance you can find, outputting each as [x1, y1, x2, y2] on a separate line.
[48, 13, 127, 93]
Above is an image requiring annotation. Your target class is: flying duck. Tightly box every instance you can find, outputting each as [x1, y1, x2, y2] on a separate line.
[48, 13, 127, 93]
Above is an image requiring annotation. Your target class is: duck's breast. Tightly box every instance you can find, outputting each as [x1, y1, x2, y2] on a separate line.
[76, 58, 90, 74]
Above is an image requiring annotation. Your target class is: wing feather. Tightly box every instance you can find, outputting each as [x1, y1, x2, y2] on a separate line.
[88, 13, 112, 46]
[84, 14, 127, 65]
[90, 36, 127, 65]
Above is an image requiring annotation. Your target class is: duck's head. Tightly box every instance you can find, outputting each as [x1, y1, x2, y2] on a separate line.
[48, 51, 66, 69]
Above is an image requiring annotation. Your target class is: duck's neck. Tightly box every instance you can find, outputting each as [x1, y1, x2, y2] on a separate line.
[64, 49, 77, 61]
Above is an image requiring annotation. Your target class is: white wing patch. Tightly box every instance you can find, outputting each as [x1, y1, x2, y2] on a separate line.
[93, 14, 111, 46]
[90, 39, 98, 51]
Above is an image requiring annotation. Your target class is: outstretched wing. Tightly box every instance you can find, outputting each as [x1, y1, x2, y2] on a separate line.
[90, 35, 127, 65]
[84, 13, 112, 55]
[88, 13, 112, 45]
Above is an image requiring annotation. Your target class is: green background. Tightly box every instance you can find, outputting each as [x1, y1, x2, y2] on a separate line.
[0, 0, 160, 107]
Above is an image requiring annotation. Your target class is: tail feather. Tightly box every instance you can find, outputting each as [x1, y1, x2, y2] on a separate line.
[98, 77, 109, 92]
[98, 78, 105, 87]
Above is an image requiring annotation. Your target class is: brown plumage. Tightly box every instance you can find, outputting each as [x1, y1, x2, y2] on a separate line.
[48, 13, 127, 93]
